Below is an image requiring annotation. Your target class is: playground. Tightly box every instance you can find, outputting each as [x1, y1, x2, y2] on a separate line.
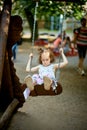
[7, 41, 87, 130]
[0, 1, 87, 129]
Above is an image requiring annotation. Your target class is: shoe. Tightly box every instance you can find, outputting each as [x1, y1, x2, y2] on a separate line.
[24, 75, 34, 91]
[23, 88, 30, 100]
[77, 68, 85, 76]
[81, 70, 85, 76]
[43, 76, 52, 90]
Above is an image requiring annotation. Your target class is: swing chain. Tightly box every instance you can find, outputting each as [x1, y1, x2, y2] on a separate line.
[30, 2, 38, 71]
[32, 1, 38, 48]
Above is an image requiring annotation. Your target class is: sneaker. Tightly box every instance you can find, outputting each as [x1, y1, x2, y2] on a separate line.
[24, 75, 34, 91]
[43, 76, 52, 90]
[77, 68, 85, 76]
[81, 70, 85, 76]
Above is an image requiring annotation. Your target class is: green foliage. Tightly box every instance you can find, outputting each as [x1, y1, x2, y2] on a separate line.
[0, 0, 87, 20]
[0, 0, 3, 10]
[10, 0, 87, 20]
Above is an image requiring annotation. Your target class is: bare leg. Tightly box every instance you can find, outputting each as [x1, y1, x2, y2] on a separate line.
[78, 58, 85, 75]
[43, 76, 52, 90]
[78, 58, 84, 70]
[24, 75, 34, 91]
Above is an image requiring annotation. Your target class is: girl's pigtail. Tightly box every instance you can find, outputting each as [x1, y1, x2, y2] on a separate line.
[38, 48, 44, 54]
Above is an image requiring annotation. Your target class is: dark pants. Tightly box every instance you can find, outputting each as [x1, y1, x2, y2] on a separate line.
[77, 45, 87, 58]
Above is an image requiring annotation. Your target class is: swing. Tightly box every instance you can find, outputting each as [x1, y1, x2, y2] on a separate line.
[26, 1, 62, 96]
[30, 83, 62, 96]
[28, 55, 63, 96]
[25, 52, 63, 96]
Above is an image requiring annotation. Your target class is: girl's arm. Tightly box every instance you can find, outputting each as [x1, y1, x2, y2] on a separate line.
[26, 53, 33, 72]
[55, 48, 68, 69]
[26, 53, 39, 72]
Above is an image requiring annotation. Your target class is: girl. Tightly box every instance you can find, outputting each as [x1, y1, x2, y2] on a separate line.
[24, 48, 68, 91]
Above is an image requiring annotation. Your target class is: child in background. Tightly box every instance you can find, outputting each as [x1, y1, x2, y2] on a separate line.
[46, 34, 62, 53]
[24, 48, 68, 92]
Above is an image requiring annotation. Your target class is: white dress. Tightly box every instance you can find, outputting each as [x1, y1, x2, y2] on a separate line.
[39, 64, 55, 79]
[32, 64, 56, 85]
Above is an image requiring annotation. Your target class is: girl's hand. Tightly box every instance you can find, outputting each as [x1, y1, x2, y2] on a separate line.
[29, 53, 33, 58]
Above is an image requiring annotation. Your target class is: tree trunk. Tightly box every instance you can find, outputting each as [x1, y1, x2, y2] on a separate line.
[0, 0, 25, 110]
[0, 0, 12, 90]
[24, 8, 38, 41]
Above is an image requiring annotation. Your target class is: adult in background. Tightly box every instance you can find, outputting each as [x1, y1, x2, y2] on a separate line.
[72, 17, 87, 76]
[12, 38, 22, 61]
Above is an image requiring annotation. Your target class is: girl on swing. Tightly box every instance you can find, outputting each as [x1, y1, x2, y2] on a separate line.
[24, 47, 68, 92]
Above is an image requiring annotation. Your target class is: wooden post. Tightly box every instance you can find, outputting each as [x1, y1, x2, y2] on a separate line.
[0, 98, 19, 130]
[0, 0, 12, 90]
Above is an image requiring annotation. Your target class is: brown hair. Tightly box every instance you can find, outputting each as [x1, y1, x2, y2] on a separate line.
[38, 48, 55, 64]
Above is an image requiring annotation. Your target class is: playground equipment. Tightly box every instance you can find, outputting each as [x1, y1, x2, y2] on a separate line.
[0, 0, 82, 129]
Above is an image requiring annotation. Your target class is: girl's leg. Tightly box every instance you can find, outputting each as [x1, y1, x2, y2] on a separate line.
[24, 74, 52, 91]
[43, 76, 52, 90]
[32, 74, 43, 85]
[24, 75, 34, 91]
[24, 74, 43, 91]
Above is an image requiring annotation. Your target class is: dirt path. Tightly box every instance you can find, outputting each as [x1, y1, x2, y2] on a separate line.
[7, 41, 87, 130]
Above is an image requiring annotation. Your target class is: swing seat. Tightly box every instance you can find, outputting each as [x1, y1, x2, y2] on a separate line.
[35, 38, 48, 46]
[30, 82, 62, 96]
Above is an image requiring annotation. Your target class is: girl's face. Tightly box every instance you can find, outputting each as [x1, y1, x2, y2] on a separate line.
[41, 52, 51, 66]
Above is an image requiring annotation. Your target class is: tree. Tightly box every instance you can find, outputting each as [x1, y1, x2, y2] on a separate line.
[12, 0, 38, 41]
[0, 0, 87, 40]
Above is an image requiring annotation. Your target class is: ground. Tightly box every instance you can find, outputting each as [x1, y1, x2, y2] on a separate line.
[6, 41, 87, 130]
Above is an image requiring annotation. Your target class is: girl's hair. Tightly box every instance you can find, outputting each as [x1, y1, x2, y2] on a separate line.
[38, 48, 55, 64]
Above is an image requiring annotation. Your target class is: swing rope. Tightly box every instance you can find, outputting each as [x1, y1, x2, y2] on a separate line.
[53, 2, 66, 92]
[30, 1, 38, 72]
[32, 1, 38, 49]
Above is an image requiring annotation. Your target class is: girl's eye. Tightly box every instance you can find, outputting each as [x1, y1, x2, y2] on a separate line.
[42, 58, 49, 62]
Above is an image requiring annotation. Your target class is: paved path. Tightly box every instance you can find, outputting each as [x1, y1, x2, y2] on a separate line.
[7, 42, 87, 130]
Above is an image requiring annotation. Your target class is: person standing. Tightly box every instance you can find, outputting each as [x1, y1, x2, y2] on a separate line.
[72, 17, 87, 76]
